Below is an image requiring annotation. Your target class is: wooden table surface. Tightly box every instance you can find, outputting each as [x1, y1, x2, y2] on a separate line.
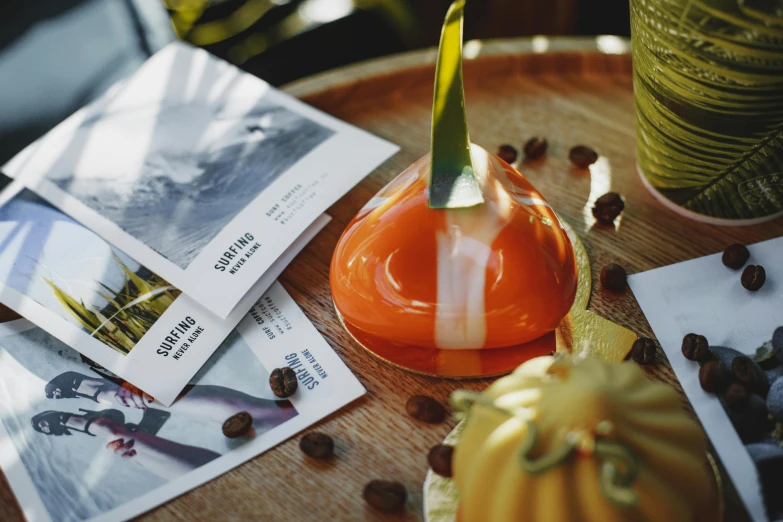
[2, 36, 782, 521]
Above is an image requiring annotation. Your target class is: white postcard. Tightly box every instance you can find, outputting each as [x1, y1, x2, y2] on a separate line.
[0, 181, 329, 406]
[629, 237, 783, 522]
[3, 41, 398, 319]
[0, 282, 365, 522]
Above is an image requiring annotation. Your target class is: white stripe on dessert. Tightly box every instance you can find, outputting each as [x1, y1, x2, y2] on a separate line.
[434, 149, 515, 349]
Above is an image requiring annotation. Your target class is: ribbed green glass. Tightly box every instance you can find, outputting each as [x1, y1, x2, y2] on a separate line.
[631, 0, 783, 222]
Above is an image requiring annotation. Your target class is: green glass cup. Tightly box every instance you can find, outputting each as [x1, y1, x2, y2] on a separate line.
[631, 0, 783, 225]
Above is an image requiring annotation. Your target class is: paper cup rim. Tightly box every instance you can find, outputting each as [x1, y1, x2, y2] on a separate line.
[636, 163, 783, 227]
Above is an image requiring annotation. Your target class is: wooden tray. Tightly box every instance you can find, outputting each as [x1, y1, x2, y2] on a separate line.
[4, 37, 779, 522]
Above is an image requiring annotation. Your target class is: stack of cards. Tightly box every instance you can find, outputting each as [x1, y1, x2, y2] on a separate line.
[0, 42, 397, 520]
[0, 41, 397, 404]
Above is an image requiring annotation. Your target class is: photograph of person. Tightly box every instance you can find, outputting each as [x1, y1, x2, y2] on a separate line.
[37, 44, 335, 270]
[0, 189, 179, 355]
[0, 323, 297, 522]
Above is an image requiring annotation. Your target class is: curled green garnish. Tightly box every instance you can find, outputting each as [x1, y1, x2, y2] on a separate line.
[450, 389, 511, 417]
[517, 419, 578, 474]
[595, 439, 639, 507]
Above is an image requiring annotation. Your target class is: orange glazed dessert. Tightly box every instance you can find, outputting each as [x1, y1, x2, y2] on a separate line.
[330, 0, 577, 352]
[330, 144, 578, 350]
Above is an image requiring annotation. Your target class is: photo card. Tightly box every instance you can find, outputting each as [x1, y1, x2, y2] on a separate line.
[0, 282, 365, 522]
[629, 237, 783, 522]
[0, 181, 329, 405]
[3, 41, 398, 318]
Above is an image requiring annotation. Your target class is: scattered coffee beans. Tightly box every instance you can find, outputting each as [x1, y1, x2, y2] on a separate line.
[427, 444, 454, 478]
[497, 144, 518, 164]
[682, 333, 711, 363]
[742, 265, 766, 291]
[270, 367, 298, 398]
[300, 432, 334, 459]
[523, 137, 548, 159]
[699, 360, 729, 394]
[592, 192, 625, 224]
[406, 395, 446, 424]
[222, 411, 253, 438]
[630, 337, 656, 365]
[600, 263, 627, 292]
[722, 244, 749, 270]
[569, 145, 598, 168]
[363, 480, 406, 512]
[723, 382, 749, 411]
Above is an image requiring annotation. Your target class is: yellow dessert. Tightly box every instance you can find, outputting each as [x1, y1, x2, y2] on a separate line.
[451, 356, 714, 522]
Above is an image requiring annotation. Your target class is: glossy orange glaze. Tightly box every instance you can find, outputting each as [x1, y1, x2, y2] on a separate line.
[330, 144, 577, 350]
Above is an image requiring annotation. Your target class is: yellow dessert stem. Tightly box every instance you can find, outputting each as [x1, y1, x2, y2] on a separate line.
[429, 0, 484, 209]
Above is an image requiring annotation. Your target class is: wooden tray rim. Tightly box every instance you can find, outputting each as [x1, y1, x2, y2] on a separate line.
[282, 35, 631, 98]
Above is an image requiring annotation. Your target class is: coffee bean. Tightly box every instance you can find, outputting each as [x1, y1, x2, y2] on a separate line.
[568, 145, 598, 169]
[733, 355, 770, 397]
[363, 480, 406, 512]
[722, 244, 749, 270]
[497, 144, 518, 164]
[742, 265, 766, 291]
[427, 444, 454, 478]
[300, 432, 334, 459]
[600, 263, 627, 292]
[682, 333, 711, 363]
[270, 367, 298, 398]
[723, 382, 749, 411]
[630, 337, 656, 365]
[699, 360, 728, 394]
[592, 192, 625, 224]
[406, 395, 446, 424]
[569, 145, 598, 168]
[222, 411, 253, 438]
[523, 137, 548, 159]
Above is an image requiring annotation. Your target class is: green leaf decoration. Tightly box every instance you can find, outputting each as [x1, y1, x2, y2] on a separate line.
[681, 127, 783, 219]
[429, 0, 484, 209]
[632, 0, 783, 220]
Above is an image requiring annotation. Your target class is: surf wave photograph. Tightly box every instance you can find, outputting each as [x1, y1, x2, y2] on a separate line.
[0, 189, 180, 355]
[0, 322, 297, 522]
[41, 58, 335, 269]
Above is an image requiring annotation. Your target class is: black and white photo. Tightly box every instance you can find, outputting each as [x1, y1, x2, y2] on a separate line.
[4, 42, 398, 318]
[47, 96, 333, 270]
